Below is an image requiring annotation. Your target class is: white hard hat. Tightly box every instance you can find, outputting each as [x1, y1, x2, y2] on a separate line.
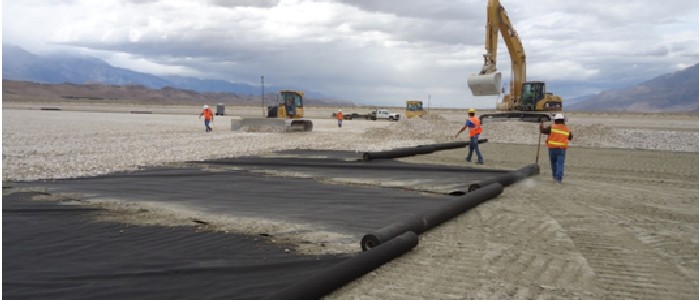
[554, 113, 565, 120]
[338, 109, 342, 112]
[203, 105, 209, 109]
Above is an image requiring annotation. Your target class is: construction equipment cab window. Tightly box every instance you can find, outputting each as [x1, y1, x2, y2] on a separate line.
[521, 82, 544, 111]
[282, 92, 302, 117]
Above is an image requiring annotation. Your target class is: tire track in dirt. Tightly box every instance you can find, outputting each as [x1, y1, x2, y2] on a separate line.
[476, 185, 602, 299]
[541, 182, 697, 300]
[582, 180, 699, 294]
[329, 209, 491, 299]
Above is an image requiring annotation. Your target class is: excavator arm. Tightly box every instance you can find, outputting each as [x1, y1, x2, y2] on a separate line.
[469, 0, 525, 102]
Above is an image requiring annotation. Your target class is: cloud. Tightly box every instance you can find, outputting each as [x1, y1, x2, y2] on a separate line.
[208, 0, 280, 8]
[3, 0, 698, 108]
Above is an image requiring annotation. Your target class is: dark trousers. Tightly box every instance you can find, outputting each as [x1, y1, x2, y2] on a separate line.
[466, 135, 483, 163]
[548, 148, 566, 182]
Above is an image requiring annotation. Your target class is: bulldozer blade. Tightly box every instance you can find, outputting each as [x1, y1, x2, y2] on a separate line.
[467, 72, 502, 96]
[231, 118, 286, 132]
[231, 118, 313, 132]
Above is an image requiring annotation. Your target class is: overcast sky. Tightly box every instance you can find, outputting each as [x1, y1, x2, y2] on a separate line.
[3, 0, 699, 108]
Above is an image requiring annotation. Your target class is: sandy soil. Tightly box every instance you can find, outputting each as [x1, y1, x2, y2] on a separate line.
[2, 102, 698, 299]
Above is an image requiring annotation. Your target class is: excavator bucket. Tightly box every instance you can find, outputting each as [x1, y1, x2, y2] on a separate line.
[467, 72, 502, 96]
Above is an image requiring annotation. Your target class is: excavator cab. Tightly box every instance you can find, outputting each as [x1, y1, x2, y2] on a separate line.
[520, 81, 544, 111]
[521, 81, 563, 112]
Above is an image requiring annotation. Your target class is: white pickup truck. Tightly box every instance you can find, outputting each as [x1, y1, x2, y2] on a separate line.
[371, 109, 400, 121]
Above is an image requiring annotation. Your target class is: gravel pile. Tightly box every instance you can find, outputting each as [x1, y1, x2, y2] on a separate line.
[2, 109, 697, 181]
[481, 121, 698, 152]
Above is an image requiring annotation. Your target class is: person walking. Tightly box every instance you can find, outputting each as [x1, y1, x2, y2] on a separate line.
[455, 108, 484, 165]
[199, 104, 214, 132]
[336, 109, 344, 128]
[540, 113, 573, 183]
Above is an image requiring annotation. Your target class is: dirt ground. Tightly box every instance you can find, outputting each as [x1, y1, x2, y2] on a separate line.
[328, 144, 698, 299]
[2, 102, 698, 299]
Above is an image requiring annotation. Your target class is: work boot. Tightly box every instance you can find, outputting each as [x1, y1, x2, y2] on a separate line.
[476, 161, 484, 165]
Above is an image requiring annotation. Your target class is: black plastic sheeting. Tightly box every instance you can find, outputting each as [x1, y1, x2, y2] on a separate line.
[5, 146, 540, 300]
[263, 232, 419, 300]
[197, 155, 519, 196]
[2, 192, 348, 300]
[361, 183, 503, 251]
[15, 167, 456, 235]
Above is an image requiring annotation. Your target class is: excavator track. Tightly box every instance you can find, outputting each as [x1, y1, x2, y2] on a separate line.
[480, 112, 552, 123]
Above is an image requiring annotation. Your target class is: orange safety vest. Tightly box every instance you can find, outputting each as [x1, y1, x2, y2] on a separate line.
[336, 112, 343, 120]
[468, 116, 482, 137]
[202, 109, 213, 120]
[547, 124, 571, 149]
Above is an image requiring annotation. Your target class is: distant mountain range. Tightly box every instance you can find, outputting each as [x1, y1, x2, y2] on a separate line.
[567, 64, 698, 113]
[2, 44, 697, 112]
[1, 44, 330, 100]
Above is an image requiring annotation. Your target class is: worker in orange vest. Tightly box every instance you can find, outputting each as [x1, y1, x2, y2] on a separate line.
[336, 109, 344, 128]
[455, 108, 484, 165]
[199, 104, 214, 132]
[540, 113, 574, 183]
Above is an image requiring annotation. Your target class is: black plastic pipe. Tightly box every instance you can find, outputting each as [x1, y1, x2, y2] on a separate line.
[361, 183, 503, 251]
[361, 140, 488, 161]
[263, 231, 419, 300]
[362, 146, 435, 161]
[446, 163, 540, 194]
[430, 141, 469, 150]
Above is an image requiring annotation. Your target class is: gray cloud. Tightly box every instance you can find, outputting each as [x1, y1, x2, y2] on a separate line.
[3, 0, 698, 107]
[208, 0, 280, 8]
[331, 0, 482, 21]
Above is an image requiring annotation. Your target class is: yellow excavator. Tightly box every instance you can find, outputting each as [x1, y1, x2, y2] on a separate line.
[467, 0, 563, 122]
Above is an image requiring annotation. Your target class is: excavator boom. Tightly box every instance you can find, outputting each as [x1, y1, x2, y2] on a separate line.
[468, 0, 525, 99]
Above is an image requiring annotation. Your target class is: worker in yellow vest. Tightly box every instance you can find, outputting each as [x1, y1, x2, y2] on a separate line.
[540, 114, 573, 183]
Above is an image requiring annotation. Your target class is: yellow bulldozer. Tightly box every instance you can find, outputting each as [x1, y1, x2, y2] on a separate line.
[467, 0, 563, 122]
[405, 100, 426, 119]
[231, 90, 313, 132]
